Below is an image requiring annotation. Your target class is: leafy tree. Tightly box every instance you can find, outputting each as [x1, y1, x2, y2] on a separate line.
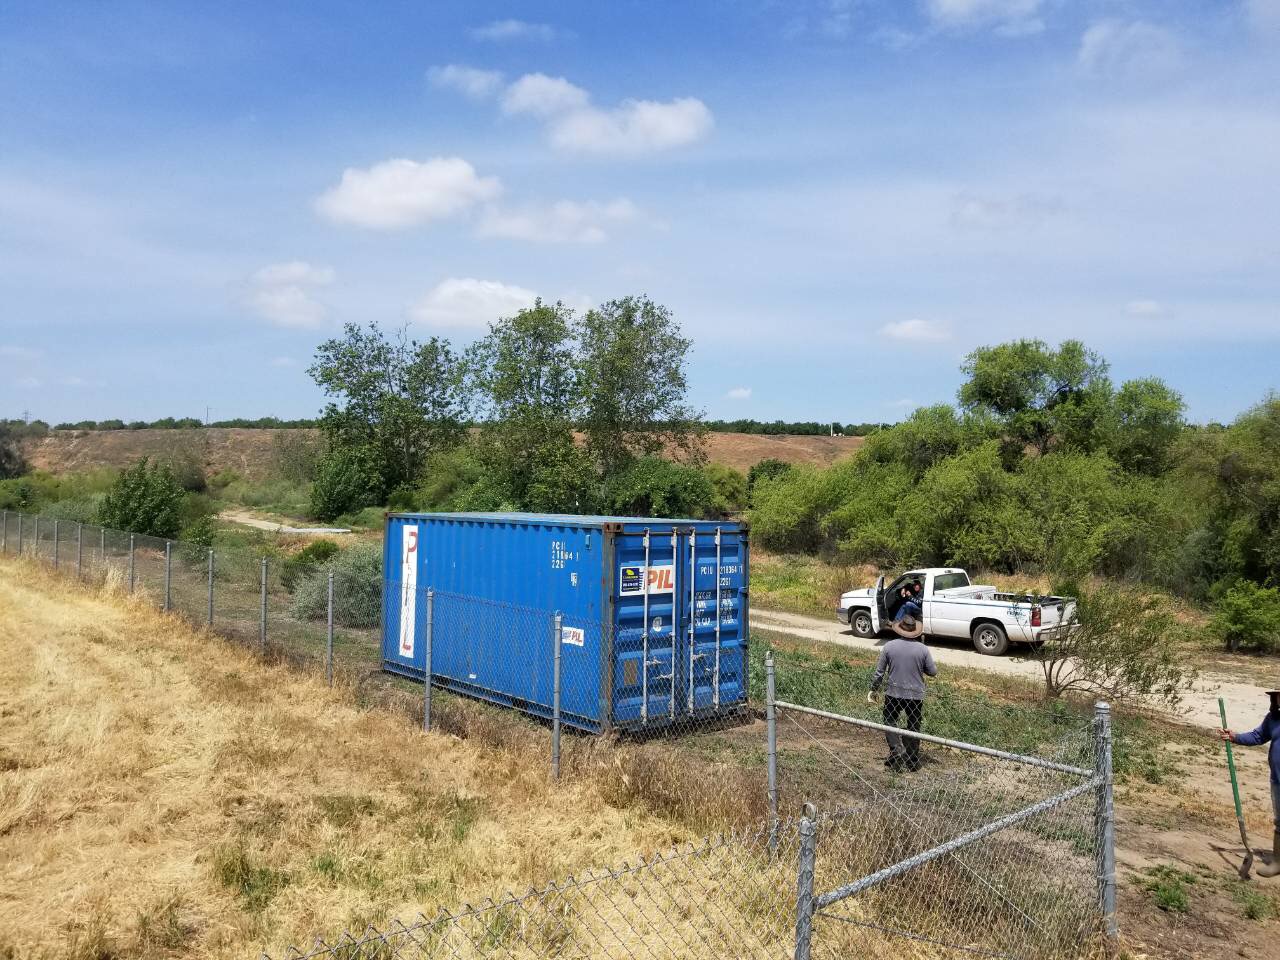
[98, 458, 185, 538]
[0, 421, 26, 479]
[748, 458, 793, 498]
[309, 322, 467, 496]
[309, 446, 382, 521]
[1212, 581, 1280, 654]
[1107, 378, 1185, 476]
[469, 300, 593, 512]
[861, 405, 996, 475]
[959, 339, 1112, 457]
[702, 463, 748, 517]
[602, 457, 715, 518]
[1030, 582, 1194, 706]
[575, 296, 703, 476]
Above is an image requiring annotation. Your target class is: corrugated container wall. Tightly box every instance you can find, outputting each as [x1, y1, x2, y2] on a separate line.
[381, 512, 749, 733]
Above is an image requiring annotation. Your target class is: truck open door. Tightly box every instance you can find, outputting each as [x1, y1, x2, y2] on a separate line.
[870, 575, 884, 635]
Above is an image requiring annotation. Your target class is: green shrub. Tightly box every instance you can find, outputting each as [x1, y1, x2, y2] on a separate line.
[98, 459, 185, 538]
[747, 458, 792, 501]
[41, 495, 103, 524]
[602, 457, 716, 518]
[280, 540, 340, 593]
[290, 542, 382, 627]
[702, 463, 748, 517]
[1212, 581, 1280, 654]
[166, 449, 207, 492]
[309, 448, 382, 522]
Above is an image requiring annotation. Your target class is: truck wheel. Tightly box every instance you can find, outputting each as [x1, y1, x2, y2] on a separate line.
[850, 609, 875, 638]
[971, 623, 1009, 656]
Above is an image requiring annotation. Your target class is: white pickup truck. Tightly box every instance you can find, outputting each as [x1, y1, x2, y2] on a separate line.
[836, 567, 1075, 656]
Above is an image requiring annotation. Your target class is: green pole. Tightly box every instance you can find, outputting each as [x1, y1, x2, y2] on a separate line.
[1220, 697, 1254, 878]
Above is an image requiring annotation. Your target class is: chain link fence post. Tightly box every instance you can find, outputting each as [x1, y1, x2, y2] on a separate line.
[17, 512, 23, 554]
[163, 541, 172, 611]
[76, 522, 83, 578]
[128, 534, 136, 592]
[1, 509, 6, 553]
[207, 549, 214, 624]
[552, 611, 563, 781]
[33, 515, 39, 560]
[794, 802, 818, 960]
[99, 527, 105, 567]
[1094, 701, 1118, 943]
[259, 557, 268, 651]
[326, 571, 335, 687]
[766, 649, 779, 854]
[52, 519, 59, 569]
[422, 587, 433, 727]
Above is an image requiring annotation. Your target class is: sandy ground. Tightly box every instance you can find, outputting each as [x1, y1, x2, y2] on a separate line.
[752, 607, 1273, 733]
[216, 508, 351, 535]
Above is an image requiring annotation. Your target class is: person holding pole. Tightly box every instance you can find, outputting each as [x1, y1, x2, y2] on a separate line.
[867, 613, 937, 772]
[1221, 689, 1280, 878]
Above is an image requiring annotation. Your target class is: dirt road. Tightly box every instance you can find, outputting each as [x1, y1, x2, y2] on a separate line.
[752, 607, 1270, 733]
[218, 508, 351, 535]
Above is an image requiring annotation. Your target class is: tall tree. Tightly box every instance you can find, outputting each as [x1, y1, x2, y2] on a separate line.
[575, 296, 704, 476]
[1107, 377, 1185, 476]
[469, 300, 592, 512]
[308, 322, 467, 500]
[959, 339, 1112, 457]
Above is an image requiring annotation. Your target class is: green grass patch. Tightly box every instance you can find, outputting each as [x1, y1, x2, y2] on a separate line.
[213, 842, 291, 912]
[1229, 880, 1276, 920]
[749, 553, 862, 619]
[1140, 865, 1197, 913]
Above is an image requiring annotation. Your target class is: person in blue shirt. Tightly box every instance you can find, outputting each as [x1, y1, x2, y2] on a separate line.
[1221, 689, 1280, 879]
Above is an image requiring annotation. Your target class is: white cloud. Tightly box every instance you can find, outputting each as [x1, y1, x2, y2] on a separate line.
[1078, 20, 1181, 77]
[269, 356, 295, 367]
[492, 72, 712, 154]
[726, 386, 753, 400]
[1126, 299, 1168, 317]
[477, 198, 640, 244]
[409, 278, 539, 330]
[471, 19, 558, 42]
[881, 319, 951, 342]
[248, 260, 333, 328]
[428, 64, 504, 99]
[60, 376, 86, 386]
[924, 0, 1043, 34]
[251, 261, 334, 286]
[17, 376, 40, 388]
[315, 157, 501, 229]
[950, 191, 1062, 230]
[550, 98, 713, 154]
[502, 73, 590, 118]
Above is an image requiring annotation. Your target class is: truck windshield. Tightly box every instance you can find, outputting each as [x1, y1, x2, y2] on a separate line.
[933, 572, 970, 591]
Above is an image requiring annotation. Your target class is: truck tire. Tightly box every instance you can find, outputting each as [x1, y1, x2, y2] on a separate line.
[850, 609, 875, 638]
[971, 622, 1009, 656]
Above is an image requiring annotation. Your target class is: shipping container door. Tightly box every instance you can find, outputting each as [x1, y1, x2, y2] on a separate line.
[612, 528, 681, 725]
[683, 527, 747, 715]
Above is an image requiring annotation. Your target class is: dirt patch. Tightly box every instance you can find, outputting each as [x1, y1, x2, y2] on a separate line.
[22, 428, 865, 481]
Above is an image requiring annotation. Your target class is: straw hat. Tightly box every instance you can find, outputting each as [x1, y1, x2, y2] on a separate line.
[891, 613, 924, 639]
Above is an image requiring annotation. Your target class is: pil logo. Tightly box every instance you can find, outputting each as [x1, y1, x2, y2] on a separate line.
[647, 566, 675, 592]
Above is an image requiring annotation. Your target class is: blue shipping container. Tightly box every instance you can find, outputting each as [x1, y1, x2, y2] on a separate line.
[381, 512, 749, 733]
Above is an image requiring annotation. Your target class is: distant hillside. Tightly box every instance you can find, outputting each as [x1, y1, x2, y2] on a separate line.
[22, 428, 865, 480]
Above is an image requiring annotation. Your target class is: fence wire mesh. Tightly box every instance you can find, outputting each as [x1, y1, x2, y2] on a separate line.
[0, 510, 1115, 960]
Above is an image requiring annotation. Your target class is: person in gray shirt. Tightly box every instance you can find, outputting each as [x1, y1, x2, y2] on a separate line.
[867, 613, 938, 772]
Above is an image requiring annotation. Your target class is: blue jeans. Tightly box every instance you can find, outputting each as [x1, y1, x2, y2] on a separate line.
[895, 599, 922, 622]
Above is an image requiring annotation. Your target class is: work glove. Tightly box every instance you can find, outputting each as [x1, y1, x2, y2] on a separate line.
[866, 690, 877, 704]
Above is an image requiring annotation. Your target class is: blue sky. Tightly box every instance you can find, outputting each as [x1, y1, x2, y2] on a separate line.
[1, 0, 1277, 425]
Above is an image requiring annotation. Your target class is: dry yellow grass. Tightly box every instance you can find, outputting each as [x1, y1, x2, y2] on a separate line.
[0, 558, 695, 959]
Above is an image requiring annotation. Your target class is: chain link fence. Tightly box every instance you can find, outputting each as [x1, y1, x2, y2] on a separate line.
[0, 509, 1117, 960]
